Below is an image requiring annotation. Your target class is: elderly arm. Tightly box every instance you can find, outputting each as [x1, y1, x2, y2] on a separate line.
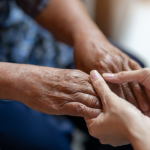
[35, 0, 102, 45]
[34, 0, 150, 113]
[0, 62, 100, 118]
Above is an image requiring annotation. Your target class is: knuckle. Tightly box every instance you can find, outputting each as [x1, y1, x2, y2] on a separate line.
[91, 97, 100, 108]
[75, 103, 85, 115]
[75, 69, 83, 74]
[70, 69, 85, 78]
[118, 72, 125, 80]
[130, 82, 139, 90]
[98, 60, 109, 72]
[122, 83, 131, 95]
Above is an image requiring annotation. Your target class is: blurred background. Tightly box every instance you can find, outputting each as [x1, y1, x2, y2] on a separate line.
[0, 0, 150, 150]
[83, 0, 150, 67]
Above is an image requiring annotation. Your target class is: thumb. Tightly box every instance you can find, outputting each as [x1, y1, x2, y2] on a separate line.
[90, 70, 112, 108]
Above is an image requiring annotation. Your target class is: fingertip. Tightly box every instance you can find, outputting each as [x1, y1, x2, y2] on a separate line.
[102, 73, 114, 79]
[90, 70, 101, 80]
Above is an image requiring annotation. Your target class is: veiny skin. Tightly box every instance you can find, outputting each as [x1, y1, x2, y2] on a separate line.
[36, 0, 150, 113]
[0, 63, 101, 118]
[74, 34, 149, 113]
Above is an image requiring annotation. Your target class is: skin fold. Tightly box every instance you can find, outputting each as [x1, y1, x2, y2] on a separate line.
[1, 0, 149, 119]
[0, 63, 101, 118]
[35, 0, 150, 113]
[85, 70, 150, 150]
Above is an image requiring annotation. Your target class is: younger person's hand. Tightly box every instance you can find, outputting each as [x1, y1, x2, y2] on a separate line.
[103, 68, 150, 116]
[85, 70, 149, 147]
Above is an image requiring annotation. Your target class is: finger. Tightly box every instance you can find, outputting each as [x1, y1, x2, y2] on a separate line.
[103, 69, 150, 88]
[103, 63, 138, 108]
[103, 70, 142, 83]
[130, 82, 149, 112]
[129, 59, 142, 70]
[103, 68, 150, 112]
[90, 70, 112, 107]
[107, 82, 125, 100]
[62, 102, 101, 119]
[69, 70, 99, 96]
[144, 88, 150, 116]
[130, 61, 150, 113]
[60, 82, 99, 97]
[121, 82, 139, 109]
[73, 92, 102, 109]
[122, 64, 139, 109]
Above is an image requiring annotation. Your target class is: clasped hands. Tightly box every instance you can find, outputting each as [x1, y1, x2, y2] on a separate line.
[85, 69, 150, 147]
[15, 36, 150, 147]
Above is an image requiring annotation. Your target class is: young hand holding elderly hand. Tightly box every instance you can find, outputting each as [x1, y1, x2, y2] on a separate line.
[85, 69, 150, 150]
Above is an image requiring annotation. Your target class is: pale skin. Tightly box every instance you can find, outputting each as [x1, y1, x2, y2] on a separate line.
[86, 69, 150, 150]
[0, 0, 149, 117]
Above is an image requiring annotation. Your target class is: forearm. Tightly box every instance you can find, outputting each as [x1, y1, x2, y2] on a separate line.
[0, 63, 53, 102]
[35, 0, 107, 45]
[0, 62, 22, 101]
[131, 136, 150, 150]
[128, 117, 150, 150]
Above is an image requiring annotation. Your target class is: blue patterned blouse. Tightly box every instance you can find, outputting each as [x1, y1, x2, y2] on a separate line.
[0, 0, 74, 68]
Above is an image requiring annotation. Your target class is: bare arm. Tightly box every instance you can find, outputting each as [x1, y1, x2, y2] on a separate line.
[35, 0, 150, 113]
[35, 0, 105, 45]
[130, 124, 150, 150]
[0, 62, 100, 118]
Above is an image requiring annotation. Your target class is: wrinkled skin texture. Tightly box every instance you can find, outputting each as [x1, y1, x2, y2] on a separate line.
[16, 65, 101, 118]
[85, 71, 148, 147]
[74, 34, 149, 113]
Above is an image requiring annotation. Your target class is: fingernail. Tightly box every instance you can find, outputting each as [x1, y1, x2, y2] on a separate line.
[103, 73, 114, 79]
[142, 103, 149, 112]
[90, 70, 101, 80]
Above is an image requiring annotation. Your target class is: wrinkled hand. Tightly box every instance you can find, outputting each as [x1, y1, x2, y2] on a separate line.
[17, 65, 101, 118]
[74, 34, 149, 113]
[85, 70, 147, 147]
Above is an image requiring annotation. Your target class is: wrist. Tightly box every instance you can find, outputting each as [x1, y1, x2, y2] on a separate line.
[127, 115, 150, 149]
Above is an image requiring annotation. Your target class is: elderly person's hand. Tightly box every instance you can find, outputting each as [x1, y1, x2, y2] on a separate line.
[35, 0, 149, 114]
[85, 70, 150, 147]
[74, 35, 149, 114]
[1, 63, 101, 118]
